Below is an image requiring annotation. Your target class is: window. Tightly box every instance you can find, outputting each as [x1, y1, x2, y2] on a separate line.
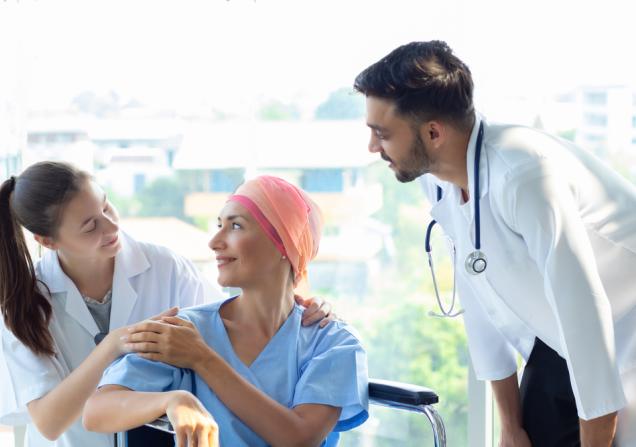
[583, 113, 608, 127]
[583, 91, 607, 105]
[301, 169, 344, 192]
[208, 169, 244, 192]
[133, 173, 146, 193]
[584, 133, 605, 143]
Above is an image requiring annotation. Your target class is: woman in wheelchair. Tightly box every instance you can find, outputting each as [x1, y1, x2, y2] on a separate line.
[83, 175, 369, 447]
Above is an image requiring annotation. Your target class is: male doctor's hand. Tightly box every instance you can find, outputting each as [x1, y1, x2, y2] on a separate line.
[498, 427, 532, 447]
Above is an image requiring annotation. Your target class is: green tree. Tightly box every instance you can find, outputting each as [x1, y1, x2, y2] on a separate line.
[258, 100, 300, 120]
[314, 87, 365, 120]
[136, 176, 188, 220]
[336, 162, 468, 446]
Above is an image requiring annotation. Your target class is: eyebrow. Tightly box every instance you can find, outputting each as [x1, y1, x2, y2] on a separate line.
[80, 194, 107, 228]
[367, 123, 388, 132]
[217, 214, 247, 222]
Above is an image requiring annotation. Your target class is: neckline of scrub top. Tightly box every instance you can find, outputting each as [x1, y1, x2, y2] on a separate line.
[215, 296, 302, 370]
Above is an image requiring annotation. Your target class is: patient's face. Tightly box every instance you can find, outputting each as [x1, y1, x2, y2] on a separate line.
[210, 201, 286, 289]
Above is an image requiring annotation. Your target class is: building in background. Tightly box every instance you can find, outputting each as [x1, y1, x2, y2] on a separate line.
[0, 35, 25, 180]
[24, 115, 95, 172]
[574, 85, 636, 157]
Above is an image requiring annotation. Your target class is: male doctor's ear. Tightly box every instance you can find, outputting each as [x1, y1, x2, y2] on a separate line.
[420, 120, 448, 150]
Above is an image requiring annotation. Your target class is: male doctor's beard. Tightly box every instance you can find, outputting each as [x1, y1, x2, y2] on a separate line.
[394, 132, 433, 183]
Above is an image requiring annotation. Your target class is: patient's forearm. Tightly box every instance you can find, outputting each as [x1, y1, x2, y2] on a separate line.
[194, 350, 339, 447]
[83, 386, 177, 433]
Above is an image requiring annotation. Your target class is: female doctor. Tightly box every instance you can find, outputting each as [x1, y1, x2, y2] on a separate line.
[0, 161, 331, 447]
[354, 41, 636, 447]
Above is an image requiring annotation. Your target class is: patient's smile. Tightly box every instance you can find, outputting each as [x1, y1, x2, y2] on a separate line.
[216, 256, 236, 268]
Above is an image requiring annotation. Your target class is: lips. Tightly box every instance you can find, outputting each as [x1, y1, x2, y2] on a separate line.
[102, 234, 119, 247]
[216, 256, 236, 268]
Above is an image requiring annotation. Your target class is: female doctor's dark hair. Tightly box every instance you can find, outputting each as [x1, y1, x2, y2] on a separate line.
[353, 40, 475, 130]
[0, 161, 90, 356]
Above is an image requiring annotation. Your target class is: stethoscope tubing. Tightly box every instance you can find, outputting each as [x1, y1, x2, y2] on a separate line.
[425, 121, 485, 318]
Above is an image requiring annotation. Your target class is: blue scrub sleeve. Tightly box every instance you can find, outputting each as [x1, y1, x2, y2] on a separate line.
[292, 323, 369, 432]
[99, 353, 189, 393]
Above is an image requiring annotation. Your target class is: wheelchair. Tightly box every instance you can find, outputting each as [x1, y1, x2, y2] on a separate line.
[115, 378, 446, 446]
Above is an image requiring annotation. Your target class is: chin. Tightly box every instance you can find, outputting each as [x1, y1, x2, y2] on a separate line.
[216, 275, 238, 289]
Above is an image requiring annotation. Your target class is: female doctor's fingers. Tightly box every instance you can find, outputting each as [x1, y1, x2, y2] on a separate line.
[122, 331, 161, 344]
[149, 306, 179, 321]
[127, 319, 172, 335]
[160, 316, 195, 328]
[125, 341, 161, 354]
[300, 296, 336, 327]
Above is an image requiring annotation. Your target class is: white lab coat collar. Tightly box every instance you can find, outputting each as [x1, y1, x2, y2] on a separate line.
[39, 231, 150, 336]
[428, 114, 489, 227]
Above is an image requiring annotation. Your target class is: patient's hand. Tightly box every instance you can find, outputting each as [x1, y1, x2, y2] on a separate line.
[124, 317, 213, 370]
[166, 391, 219, 447]
[295, 295, 339, 328]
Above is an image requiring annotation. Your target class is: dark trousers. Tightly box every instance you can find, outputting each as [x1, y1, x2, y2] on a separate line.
[519, 338, 580, 447]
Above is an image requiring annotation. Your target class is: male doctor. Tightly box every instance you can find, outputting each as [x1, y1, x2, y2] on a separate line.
[354, 40, 636, 447]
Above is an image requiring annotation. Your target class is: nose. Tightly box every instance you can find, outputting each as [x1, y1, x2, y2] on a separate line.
[103, 215, 119, 234]
[368, 132, 381, 154]
[209, 228, 225, 252]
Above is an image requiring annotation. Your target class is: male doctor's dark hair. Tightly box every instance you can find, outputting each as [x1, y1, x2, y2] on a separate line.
[354, 40, 475, 130]
[0, 161, 90, 356]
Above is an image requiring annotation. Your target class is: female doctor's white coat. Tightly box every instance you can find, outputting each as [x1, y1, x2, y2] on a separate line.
[420, 116, 636, 445]
[0, 231, 223, 447]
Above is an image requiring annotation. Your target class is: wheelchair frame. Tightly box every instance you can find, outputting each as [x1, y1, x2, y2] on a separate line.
[115, 378, 446, 446]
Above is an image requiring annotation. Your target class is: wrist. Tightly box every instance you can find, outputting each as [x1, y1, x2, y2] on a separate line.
[192, 345, 219, 373]
[101, 330, 125, 362]
[165, 390, 190, 412]
[500, 417, 524, 432]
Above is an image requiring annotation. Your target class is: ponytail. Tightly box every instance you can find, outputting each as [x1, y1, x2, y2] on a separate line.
[0, 175, 55, 356]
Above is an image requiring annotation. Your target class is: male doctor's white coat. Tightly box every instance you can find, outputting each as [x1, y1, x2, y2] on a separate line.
[420, 117, 636, 445]
[0, 231, 222, 447]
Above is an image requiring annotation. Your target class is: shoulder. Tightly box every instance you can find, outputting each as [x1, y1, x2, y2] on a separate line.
[299, 311, 364, 354]
[177, 299, 225, 324]
[485, 124, 577, 204]
[486, 123, 575, 179]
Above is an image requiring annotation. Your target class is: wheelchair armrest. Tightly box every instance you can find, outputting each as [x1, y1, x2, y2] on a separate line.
[145, 415, 174, 434]
[140, 379, 440, 437]
[369, 378, 438, 406]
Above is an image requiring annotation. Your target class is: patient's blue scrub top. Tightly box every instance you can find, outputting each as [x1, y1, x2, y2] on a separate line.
[99, 298, 369, 446]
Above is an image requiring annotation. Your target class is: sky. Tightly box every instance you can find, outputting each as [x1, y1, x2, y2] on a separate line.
[1, 0, 635, 117]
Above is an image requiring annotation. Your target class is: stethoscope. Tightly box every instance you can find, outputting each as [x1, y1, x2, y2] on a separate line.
[425, 122, 486, 318]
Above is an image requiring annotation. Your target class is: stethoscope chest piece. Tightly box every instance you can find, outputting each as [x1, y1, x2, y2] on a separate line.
[465, 250, 487, 275]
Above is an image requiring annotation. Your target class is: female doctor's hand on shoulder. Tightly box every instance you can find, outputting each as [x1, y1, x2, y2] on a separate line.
[295, 294, 339, 327]
[166, 390, 219, 447]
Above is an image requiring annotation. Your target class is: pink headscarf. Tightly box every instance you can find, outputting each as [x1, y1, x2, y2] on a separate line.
[228, 176, 323, 291]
